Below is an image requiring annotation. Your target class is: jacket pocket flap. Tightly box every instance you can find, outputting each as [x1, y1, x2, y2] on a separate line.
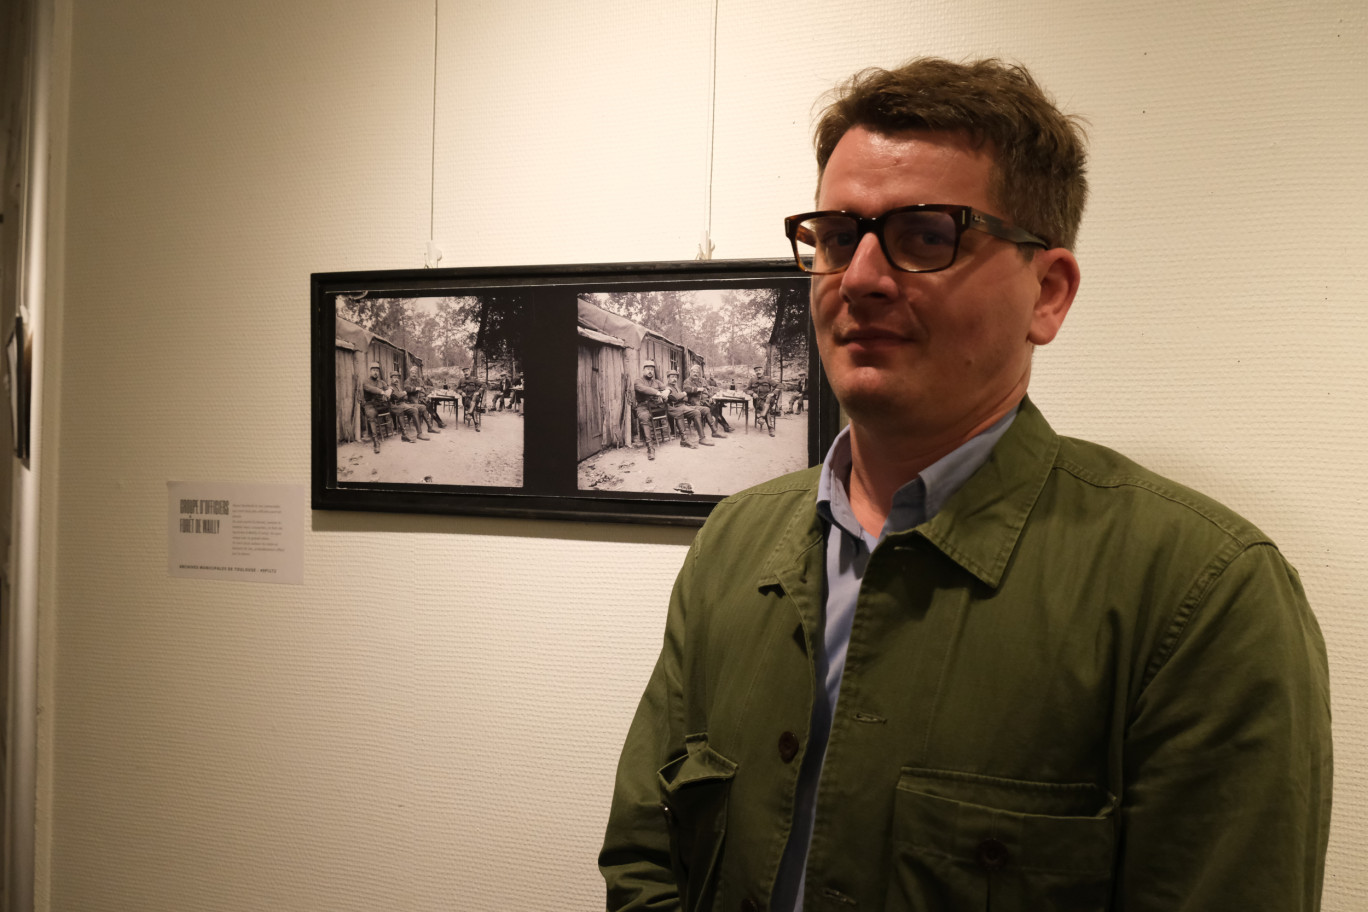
[658, 739, 738, 793]
[899, 768, 1113, 818]
[895, 768, 1115, 877]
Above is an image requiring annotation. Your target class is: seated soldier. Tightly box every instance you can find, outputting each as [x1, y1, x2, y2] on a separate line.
[388, 371, 427, 442]
[360, 363, 390, 453]
[632, 361, 670, 460]
[703, 374, 736, 432]
[665, 369, 713, 448]
[457, 369, 487, 432]
[747, 364, 779, 437]
[494, 373, 510, 411]
[684, 365, 728, 437]
[407, 367, 442, 433]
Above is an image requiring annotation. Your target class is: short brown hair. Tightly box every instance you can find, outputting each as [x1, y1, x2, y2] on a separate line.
[814, 58, 1088, 250]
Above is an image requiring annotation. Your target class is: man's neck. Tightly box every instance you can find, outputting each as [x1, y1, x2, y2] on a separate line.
[845, 396, 1023, 536]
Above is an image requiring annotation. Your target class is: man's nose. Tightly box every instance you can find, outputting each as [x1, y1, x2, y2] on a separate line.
[840, 232, 898, 299]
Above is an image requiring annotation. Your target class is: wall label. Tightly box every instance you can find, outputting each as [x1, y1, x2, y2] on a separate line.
[168, 482, 304, 584]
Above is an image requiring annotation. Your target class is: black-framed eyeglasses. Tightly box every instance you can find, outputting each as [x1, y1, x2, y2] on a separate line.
[783, 204, 1051, 275]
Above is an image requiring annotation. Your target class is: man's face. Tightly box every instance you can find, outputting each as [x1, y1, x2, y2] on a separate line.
[643, 366, 655, 380]
[369, 368, 380, 381]
[753, 368, 763, 379]
[811, 126, 1073, 437]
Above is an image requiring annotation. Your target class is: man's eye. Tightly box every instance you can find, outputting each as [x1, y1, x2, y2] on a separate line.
[818, 228, 858, 249]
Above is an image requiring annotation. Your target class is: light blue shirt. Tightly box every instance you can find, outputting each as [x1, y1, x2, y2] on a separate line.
[771, 406, 1019, 912]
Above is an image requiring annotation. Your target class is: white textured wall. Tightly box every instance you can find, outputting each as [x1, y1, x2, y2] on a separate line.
[40, 1, 1366, 909]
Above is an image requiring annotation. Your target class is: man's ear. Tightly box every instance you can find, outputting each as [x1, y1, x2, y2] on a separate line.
[1027, 247, 1080, 346]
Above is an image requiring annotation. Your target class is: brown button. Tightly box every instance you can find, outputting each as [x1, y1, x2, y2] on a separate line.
[740, 900, 760, 912]
[977, 837, 1009, 870]
[777, 731, 800, 763]
[659, 802, 674, 827]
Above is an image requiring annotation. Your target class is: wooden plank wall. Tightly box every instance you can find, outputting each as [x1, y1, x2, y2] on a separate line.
[335, 348, 361, 444]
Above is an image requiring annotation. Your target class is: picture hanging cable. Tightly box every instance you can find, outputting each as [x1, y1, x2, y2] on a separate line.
[425, 0, 443, 268]
[697, 0, 720, 260]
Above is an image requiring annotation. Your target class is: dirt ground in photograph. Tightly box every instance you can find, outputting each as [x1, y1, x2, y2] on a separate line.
[577, 411, 809, 497]
[336, 403, 523, 487]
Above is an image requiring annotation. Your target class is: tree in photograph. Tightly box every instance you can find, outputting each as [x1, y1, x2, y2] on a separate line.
[337, 295, 407, 340]
[715, 288, 773, 373]
[470, 291, 530, 380]
[433, 297, 477, 369]
[596, 290, 699, 354]
[766, 283, 809, 382]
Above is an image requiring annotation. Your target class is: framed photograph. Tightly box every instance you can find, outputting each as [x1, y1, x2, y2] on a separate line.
[312, 260, 839, 525]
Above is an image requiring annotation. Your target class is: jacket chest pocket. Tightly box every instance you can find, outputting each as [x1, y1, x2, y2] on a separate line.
[657, 738, 737, 912]
[886, 768, 1116, 912]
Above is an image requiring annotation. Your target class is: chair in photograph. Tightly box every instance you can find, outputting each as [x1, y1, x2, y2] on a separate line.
[649, 409, 672, 445]
[363, 409, 395, 448]
[464, 389, 486, 430]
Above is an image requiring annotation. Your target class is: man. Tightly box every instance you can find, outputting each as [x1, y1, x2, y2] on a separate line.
[420, 371, 450, 428]
[494, 373, 510, 411]
[786, 375, 807, 414]
[633, 361, 670, 460]
[360, 363, 390, 453]
[666, 369, 714, 448]
[456, 369, 486, 432]
[406, 366, 443, 433]
[684, 365, 729, 436]
[747, 364, 780, 436]
[711, 377, 733, 434]
[388, 371, 427, 441]
[601, 58, 1331, 912]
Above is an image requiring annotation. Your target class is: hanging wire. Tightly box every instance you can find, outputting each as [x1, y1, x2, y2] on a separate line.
[425, 0, 443, 267]
[696, 0, 720, 260]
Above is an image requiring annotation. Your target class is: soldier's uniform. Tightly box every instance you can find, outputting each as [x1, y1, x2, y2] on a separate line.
[633, 368, 669, 459]
[406, 376, 442, 432]
[361, 366, 390, 452]
[388, 374, 425, 441]
[458, 375, 486, 431]
[684, 374, 728, 436]
[666, 372, 712, 448]
[748, 371, 779, 436]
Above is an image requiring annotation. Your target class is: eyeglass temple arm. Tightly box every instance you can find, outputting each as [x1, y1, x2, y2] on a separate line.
[969, 210, 1051, 248]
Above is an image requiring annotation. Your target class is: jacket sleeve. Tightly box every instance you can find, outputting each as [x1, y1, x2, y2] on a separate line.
[1116, 542, 1332, 910]
[599, 540, 698, 911]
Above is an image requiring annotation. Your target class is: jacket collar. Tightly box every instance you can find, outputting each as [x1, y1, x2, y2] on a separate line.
[766, 396, 1061, 596]
[755, 397, 1059, 595]
[900, 396, 1059, 588]
[758, 470, 828, 618]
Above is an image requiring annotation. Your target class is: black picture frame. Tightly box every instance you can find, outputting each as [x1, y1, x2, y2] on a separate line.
[312, 260, 840, 526]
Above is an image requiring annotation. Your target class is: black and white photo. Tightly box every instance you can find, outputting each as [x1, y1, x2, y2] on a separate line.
[312, 262, 838, 524]
[576, 285, 810, 496]
[333, 292, 526, 489]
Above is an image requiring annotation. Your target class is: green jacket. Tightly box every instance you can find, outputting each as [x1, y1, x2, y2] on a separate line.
[600, 399, 1331, 912]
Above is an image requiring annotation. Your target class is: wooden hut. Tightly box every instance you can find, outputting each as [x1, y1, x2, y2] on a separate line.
[576, 299, 705, 460]
[576, 325, 628, 461]
[334, 316, 423, 444]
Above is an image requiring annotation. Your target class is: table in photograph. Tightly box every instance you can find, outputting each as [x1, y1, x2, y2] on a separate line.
[711, 393, 750, 432]
[428, 394, 459, 417]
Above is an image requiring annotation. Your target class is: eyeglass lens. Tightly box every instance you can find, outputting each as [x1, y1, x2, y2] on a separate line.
[793, 210, 960, 274]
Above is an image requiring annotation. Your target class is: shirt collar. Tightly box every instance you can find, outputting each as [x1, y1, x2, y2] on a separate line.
[816, 405, 1019, 546]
